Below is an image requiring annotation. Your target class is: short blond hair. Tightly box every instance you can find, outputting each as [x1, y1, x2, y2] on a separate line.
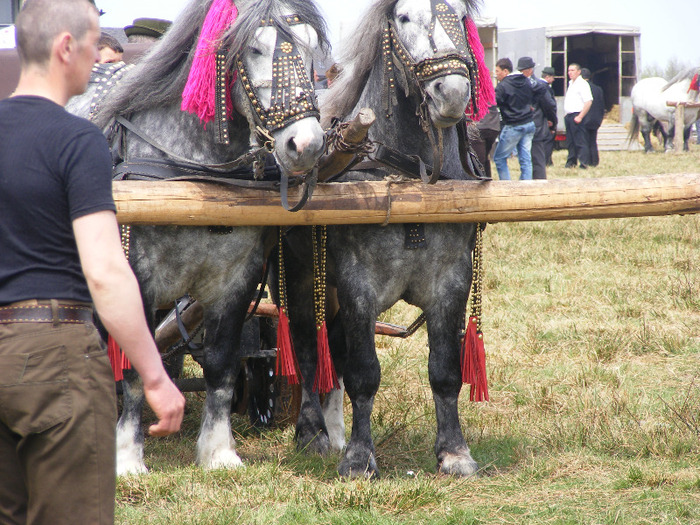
[15, 0, 98, 66]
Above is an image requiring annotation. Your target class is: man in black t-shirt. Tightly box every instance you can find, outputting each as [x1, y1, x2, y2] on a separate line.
[0, 1, 183, 523]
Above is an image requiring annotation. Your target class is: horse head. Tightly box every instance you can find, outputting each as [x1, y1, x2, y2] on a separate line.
[219, 0, 328, 175]
[388, 0, 474, 127]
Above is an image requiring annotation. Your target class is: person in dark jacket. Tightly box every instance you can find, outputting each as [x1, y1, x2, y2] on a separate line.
[520, 59, 558, 179]
[541, 66, 557, 166]
[492, 57, 536, 180]
[581, 68, 605, 167]
[473, 104, 500, 179]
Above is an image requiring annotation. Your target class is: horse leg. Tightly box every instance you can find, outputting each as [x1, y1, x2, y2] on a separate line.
[336, 299, 381, 479]
[116, 300, 158, 475]
[640, 117, 654, 153]
[116, 369, 147, 475]
[683, 125, 691, 151]
[425, 303, 479, 477]
[321, 313, 348, 451]
[195, 304, 246, 469]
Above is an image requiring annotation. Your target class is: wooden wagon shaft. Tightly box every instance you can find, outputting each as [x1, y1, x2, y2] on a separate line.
[114, 173, 700, 226]
[154, 298, 413, 351]
[317, 108, 375, 181]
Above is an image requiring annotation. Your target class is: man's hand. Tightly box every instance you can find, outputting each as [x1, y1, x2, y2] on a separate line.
[144, 377, 185, 437]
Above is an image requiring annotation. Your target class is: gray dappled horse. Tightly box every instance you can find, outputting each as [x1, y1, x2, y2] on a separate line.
[280, 0, 486, 478]
[628, 68, 700, 152]
[69, 0, 329, 474]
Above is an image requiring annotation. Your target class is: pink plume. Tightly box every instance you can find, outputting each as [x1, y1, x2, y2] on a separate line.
[181, 0, 238, 124]
[465, 17, 496, 122]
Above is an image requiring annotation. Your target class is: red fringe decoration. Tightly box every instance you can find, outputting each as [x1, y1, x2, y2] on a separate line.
[464, 17, 496, 122]
[181, 0, 237, 124]
[690, 73, 699, 92]
[460, 317, 489, 402]
[275, 307, 299, 384]
[313, 321, 338, 394]
[107, 335, 131, 382]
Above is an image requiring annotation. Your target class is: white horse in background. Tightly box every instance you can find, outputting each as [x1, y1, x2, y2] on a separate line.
[628, 67, 700, 152]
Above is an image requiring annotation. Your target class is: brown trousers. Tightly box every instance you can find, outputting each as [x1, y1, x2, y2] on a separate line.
[0, 321, 117, 525]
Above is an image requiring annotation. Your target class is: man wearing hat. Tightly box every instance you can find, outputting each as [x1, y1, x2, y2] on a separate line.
[492, 57, 536, 180]
[541, 66, 557, 166]
[124, 17, 171, 43]
[518, 57, 557, 179]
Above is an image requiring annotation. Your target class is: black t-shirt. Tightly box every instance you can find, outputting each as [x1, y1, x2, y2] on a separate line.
[0, 96, 115, 304]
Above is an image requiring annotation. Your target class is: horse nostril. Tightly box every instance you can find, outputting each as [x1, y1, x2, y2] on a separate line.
[434, 81, 443, 94]
[287, 137, 298, 153]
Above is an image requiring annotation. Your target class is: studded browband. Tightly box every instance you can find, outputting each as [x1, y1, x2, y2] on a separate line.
[235, 14, 320, 135]
[382, 0, 474, 117]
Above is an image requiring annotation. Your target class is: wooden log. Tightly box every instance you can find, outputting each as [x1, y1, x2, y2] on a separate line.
[317, 108, 375, 181]
[113, 173, 700, 226]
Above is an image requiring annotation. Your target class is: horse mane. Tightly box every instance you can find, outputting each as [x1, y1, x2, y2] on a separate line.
[662, 66, 700, 92]
[94, 0, 329, 129]
[321, 0, 478, 125]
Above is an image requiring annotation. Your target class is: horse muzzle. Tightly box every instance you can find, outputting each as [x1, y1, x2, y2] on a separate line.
[423, 74, 471, 127]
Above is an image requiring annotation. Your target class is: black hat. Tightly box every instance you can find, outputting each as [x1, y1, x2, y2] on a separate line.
[124, 18, 172, 39]
[541, 66, 555, 76]
[517, 56, 535, 70]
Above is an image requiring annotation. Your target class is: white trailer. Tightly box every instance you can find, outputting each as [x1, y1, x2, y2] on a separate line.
[498, 21, 641, 133]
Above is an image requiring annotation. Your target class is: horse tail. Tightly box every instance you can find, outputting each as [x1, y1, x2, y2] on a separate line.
[627, 111, 640, 146]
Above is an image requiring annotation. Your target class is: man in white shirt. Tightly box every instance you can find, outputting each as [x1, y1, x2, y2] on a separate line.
[564, 63, 593, 169]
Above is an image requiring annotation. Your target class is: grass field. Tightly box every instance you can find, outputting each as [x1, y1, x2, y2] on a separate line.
[117, 145, 700, 524]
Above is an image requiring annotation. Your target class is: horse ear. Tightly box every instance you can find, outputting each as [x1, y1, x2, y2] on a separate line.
[181, 0, 238, 124]
[464, 17, 495, 121]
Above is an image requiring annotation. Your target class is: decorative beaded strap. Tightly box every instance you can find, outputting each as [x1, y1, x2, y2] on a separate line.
[236, 14, 320, 133]
[383, 0, 475, 116]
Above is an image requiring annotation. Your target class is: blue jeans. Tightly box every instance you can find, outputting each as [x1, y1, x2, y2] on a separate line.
[493, 121, 536, 180]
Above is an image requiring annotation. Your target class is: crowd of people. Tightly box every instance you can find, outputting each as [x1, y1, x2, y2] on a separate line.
[474, 56, 606, 179]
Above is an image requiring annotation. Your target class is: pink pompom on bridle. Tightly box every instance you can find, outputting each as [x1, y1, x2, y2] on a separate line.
[181, 0, 238, 124]
[464, 17, 495, 122]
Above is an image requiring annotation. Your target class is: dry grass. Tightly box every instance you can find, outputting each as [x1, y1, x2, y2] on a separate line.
[117, 145, 700, 524]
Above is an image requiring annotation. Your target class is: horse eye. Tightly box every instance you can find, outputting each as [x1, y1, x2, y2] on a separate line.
[249, 46, 263, 56]
[398, 14, 410, 24]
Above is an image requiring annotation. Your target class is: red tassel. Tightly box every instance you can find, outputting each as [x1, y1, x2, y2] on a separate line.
[464, 17, 496, 121]
[690, 73, 699, 92]
[107, 335, 131, 381]
[460, 317, 489, 402]
[461, 316, 478, 384]
[275, 307, 299, 384]
[181, 0, 238, 124]
[470, 332, 489, 402]
[313, 321, 338, 394]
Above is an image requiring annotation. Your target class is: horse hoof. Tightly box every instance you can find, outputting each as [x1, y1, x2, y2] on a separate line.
[116, 455, 148, 477]
[338, 453, 379, 480]
[438, 451, 479, 477]
[296, 429, 331, 455]
[198, 449, 244, 470]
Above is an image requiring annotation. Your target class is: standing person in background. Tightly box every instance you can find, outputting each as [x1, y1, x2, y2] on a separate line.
[473, 104, 500, 179]
[492, 57, 536, 180]
[564, 62, 593, 169]
[519, 57, 557, 179]
[97, 32, 123, 64]
[580, 68, 605, 167]
[540, 66, 557, 166]
[0, 1, 184, 524]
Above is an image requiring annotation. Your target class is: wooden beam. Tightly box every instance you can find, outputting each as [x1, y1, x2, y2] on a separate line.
[113, 173, 700, 226]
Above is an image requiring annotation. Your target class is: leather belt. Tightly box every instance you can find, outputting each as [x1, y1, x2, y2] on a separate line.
[0, 304, 94, 324]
